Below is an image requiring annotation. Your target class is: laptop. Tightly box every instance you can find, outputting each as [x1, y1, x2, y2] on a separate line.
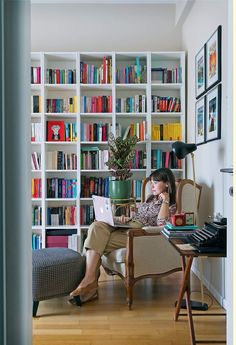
[92, 195, 138, 228]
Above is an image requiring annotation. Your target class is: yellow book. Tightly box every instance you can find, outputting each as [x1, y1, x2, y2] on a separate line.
[73, 95, 77, 113]
[39, 96, 42, 113]
[31, 178, 34, 197]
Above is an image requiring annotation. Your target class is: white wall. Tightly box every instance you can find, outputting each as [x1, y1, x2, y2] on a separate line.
[181, 0, 231, 309]
[31, 4, 182, 51]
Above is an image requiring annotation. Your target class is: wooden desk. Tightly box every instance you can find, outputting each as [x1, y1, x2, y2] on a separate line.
[169, 238, 226, 345]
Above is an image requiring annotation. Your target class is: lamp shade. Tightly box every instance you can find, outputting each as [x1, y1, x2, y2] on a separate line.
[172, 141, 197, 159]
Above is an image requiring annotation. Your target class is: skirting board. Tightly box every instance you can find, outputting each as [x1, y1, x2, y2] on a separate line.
[191, 265, 225, 308]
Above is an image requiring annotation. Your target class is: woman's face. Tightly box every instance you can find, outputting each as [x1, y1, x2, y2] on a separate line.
[150, 179, 167, 196]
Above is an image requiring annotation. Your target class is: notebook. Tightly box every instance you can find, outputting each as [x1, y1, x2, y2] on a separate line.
[92, 195, 138, 228]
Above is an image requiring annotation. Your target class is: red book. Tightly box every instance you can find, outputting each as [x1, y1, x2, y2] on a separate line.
[56, 69, 60, 84]
[108, 96, 112, 113]
[97, 96, 102, 113]
[47, 121, 65, 142]
[165, 151, 170, 168]
[46, 236, 68, 248]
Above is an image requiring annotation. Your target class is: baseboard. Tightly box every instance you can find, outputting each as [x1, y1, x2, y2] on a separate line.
[191, 265, 224, 307]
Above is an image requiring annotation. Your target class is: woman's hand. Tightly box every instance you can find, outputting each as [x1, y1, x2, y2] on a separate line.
[159, 192, 170, 203]
[114, 215, 131, 224]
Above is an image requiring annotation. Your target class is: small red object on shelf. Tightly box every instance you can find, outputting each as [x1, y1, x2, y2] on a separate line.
[171, 213, 185, 226]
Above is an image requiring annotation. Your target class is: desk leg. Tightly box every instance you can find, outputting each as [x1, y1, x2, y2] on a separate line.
[174, 256, 196, 345]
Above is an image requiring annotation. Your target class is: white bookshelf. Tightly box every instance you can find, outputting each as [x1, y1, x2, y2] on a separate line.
[30, 51, 186, 251]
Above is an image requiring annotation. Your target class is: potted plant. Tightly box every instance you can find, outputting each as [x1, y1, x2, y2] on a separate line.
[106, 132, 139, 200]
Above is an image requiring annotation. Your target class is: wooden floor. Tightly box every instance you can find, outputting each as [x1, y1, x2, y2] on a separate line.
[33, 270, 226, 345]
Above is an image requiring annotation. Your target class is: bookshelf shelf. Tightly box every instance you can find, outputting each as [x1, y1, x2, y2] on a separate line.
[45, 169, 76, 173]
[45, 113, 77, 117]
[80, 84, 112, 90]
[44, 84, 76, 90]
[45, 141, 77, 145]
[31, 51, 185, 252]
[45, 198, 77, 201]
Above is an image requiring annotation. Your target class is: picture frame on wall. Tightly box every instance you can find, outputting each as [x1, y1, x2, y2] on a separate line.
[195, 96, 205, 145]
[195, 45, 206, 99]
[206, 84, 221, 142]
[206, 25, 222, 91]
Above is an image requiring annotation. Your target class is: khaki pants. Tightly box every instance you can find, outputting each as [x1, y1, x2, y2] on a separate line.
[84, 221, 142, 256]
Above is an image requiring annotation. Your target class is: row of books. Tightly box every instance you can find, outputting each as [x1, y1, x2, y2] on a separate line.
[151, 150, 182, 170]
[32, 234, 42, 250]
[151, 67, 182, 84]
[151, 123, 182, 141]
[80, 176, 109, 198]
[130, 150, 147, 169]
[80, 177, 144, 199]
[47, 206, 77, 226]
[116, 58, 147, 84]
[46, 96, 77, 113]
[80, 205, 94, 226]
[31, 95, 42, 113]
[80, 57, 112, 84]
[46, 68, 76, 84]
[161, 223, 198, 239]
[123, 122, 146, 141]
[31, 123, 42, 142]
[46, 151, 77, 170]
[31, 152, 41, 170]
[116, 95, 146, 113]
[32, 206, 42, 226]
[81, 95, 112, 113]
[151, 96, 181, 113]
[32, 178, 42, 198]
[31, 66, 41, 84]
[46, 178, 77, 198]
[47, 121, 77, 142]
[80, 148, 109, 170]
[46, 233, 83, 252]
[80, 123, 112, 142]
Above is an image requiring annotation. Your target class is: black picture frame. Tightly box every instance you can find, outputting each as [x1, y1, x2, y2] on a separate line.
[206, 25, 222, 91]
[195, 45, 206, 99]
[195, 95, 206, 145]
[205, 84, 221, 142]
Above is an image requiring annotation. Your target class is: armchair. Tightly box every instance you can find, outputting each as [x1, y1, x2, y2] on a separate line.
[101, 178, 202, 309]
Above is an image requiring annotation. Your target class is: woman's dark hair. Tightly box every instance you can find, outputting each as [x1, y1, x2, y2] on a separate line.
[149, 168, 176, 205]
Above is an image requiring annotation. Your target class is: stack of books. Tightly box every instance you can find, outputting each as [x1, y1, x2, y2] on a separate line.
[161, 223, 199, 239]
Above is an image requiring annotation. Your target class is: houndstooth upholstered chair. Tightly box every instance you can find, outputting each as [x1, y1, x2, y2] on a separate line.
[101, 178, 202, 309]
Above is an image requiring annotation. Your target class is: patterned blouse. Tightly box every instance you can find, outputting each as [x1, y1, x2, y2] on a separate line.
[132, 195, 176, 226]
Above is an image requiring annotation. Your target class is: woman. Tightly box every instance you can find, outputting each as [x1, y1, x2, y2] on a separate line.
[70, 167, 177, 302]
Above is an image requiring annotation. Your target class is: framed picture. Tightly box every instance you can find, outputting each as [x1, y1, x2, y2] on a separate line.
[195, 45, 206, 98]
[206, 84, 221, 142]
[195, 96, 205, 145]
[206, 25, 222, 90]
[47, 120, 65, 142]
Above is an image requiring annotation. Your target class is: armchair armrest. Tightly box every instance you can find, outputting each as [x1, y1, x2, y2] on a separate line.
[125, 228, 182, 279]
[141, 226, 163, 233]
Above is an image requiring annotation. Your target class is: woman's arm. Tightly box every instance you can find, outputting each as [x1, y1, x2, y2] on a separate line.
[157, 192, 170, 220]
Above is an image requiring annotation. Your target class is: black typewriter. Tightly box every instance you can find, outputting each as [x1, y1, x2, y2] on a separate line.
[187, 220, 227, 254]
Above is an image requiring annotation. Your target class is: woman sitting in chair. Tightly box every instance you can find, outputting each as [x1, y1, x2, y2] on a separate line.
[70, 167, 177, 303]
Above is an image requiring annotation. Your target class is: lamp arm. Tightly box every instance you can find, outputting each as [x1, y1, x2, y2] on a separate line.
[191, 152, 205, 306]
[191, 152, 198, 225]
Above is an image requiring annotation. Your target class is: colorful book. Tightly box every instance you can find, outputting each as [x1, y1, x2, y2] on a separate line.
[165, 223, 198, 231]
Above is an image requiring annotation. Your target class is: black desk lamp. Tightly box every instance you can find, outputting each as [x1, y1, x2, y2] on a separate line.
[172, 141, 198, 224]
[172, 141, 208, 311]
